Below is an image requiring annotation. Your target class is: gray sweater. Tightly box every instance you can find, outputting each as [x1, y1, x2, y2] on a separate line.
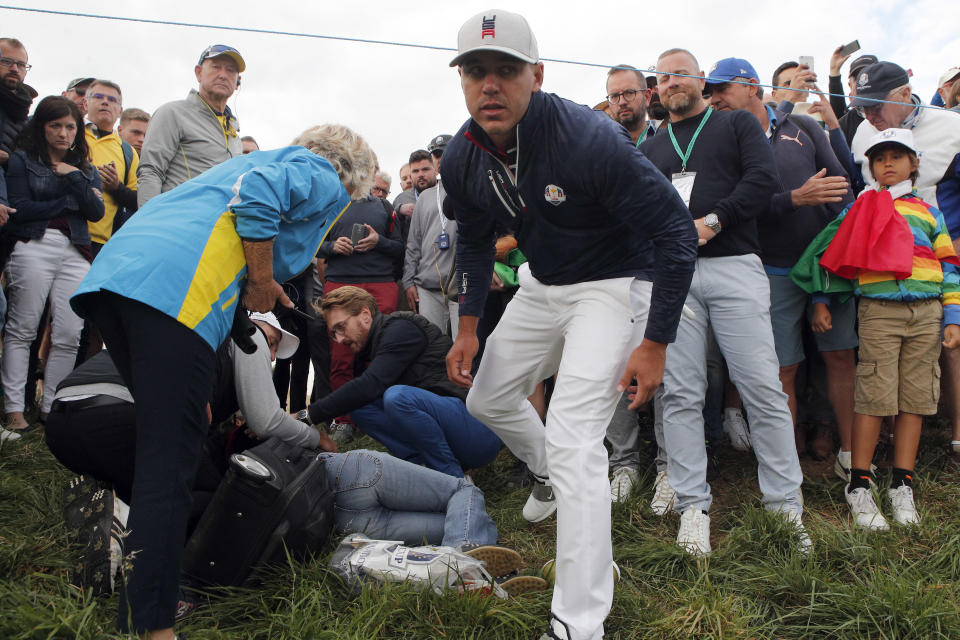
[228, 329, 321, 449]
[137, 89, 241, 206]
[402, 181, 457, 292]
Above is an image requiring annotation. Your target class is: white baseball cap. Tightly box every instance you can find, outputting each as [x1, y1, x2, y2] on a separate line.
[449, 10, 539, 67]
[938, 67, 960, 88]
[248, 312, 299, 359]
[864, 128, 918, 157]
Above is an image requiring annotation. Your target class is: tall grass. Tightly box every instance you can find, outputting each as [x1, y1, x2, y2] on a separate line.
[2, 423, 959, 639]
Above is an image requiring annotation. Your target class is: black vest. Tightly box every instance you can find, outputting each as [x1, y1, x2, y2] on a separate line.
[361, 311, 467, 401]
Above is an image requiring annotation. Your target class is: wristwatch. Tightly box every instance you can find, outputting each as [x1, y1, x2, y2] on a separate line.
[704, 212, 722, 234]
[295, 409, 313, 426]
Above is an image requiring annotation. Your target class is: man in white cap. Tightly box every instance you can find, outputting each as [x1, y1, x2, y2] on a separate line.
[137, 44, 245, 205]
[441, 10, 698, 640]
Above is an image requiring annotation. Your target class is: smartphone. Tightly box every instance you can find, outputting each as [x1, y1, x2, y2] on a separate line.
[350, 223, 368, 246]
[798, 55, 815, 73]
[838, 40, 861, 58]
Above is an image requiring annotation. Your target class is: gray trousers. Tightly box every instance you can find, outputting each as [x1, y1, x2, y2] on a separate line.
[606, 387, 667, 474]
[662, 255, 803, 514]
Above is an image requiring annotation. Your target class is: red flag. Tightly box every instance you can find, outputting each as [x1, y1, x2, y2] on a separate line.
[820, 189, 914, 280]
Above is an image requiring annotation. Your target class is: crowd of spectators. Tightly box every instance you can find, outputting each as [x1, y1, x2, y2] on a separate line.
[1, 16, 960, 640]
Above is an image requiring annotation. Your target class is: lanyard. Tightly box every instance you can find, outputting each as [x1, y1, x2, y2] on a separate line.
[634, 126, 649, 148]
[667, 107, 712, 173]
[436, 178, 447, 232]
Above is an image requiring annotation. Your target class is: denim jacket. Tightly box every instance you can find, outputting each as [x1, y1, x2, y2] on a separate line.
[4, 149, 104, 245]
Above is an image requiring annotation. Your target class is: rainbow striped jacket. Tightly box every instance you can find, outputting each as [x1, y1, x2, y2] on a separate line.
[848, 183, 960, 326]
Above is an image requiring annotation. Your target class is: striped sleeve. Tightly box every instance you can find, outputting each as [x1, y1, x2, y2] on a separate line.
[931, 208, 960, 326]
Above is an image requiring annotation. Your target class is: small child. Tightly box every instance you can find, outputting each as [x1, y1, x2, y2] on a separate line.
[812, 128, 960, 530]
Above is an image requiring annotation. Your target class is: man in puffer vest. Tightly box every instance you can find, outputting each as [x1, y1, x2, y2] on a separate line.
[297, 285, 501, 479]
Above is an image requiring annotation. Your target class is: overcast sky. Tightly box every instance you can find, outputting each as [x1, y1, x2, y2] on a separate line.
[4, 0, 956, 199]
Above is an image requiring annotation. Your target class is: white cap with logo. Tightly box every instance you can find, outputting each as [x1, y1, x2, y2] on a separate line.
[449, 9, 539, 67]
[248, 312, 300, 359]
[864, 128, 918, 157]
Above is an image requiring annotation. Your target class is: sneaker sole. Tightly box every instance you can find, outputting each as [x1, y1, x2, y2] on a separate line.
[77, 489, 116, 595]
[64, 476, 103, 547]
[498, 575, 547, 597]
[463, 546, 522, 578]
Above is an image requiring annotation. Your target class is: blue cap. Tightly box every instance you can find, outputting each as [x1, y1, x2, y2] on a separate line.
[706, 57, 759, 85]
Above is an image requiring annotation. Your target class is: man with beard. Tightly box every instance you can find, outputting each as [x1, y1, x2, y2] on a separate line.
[639, 48, 808, 558]
[392, 149, 437, 243]
[603, 64, 662, 503]
[605, 65, 657, 147]
[646, 76, 668, 123]
[0, 38, 36, 167]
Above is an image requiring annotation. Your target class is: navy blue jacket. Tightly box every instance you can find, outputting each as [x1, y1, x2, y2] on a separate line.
[318, 194, 403, 283]
[762, 109, 853, 268]
[441, 90, 698, 345]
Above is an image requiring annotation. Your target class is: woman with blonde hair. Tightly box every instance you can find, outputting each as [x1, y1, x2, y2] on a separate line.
[69, 123, 375, 640]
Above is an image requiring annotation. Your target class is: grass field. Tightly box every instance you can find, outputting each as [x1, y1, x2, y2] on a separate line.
[2, 417, 960, 639]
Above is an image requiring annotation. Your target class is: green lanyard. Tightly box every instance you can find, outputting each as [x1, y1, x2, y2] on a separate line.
[667, 107, 712, 173]
[634, 126, 649, 148]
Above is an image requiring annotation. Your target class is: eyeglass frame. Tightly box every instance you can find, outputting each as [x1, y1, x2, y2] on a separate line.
[0, 56, 31, 72]
[605, 88, 643, 104]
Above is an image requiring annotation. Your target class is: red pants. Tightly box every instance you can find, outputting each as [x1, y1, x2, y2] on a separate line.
[326, 281, 399, 418]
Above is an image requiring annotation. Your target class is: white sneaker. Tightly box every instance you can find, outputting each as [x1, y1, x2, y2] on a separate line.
[522, 476, 557, 523]
[781, 511, 812, 556]
[610, 467, 639, 503]
[723, 408, 751, 451]
[833, 450, 877, 483]
[650, 470, 676, 516]
[677, 508, 711, 556]
[0, 427, 21, 442]
[887, 485, 920, 526]
[844, 485, 889, 531]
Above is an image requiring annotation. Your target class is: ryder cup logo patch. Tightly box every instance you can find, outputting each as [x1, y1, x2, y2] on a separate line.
[544, 184, 566, 206]
[481, 15, 496, 39]
[857, 72, 870, 91]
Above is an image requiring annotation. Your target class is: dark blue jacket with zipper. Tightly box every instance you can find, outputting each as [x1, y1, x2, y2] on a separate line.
[441, 90, 698, 345]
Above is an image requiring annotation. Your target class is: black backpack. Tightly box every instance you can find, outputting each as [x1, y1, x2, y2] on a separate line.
[181, 437, 335, 586]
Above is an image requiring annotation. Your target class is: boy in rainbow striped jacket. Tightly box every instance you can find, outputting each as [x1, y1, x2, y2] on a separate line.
[791, 128, 960, 531]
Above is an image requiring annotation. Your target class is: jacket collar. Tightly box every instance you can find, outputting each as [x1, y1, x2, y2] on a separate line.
[186, 88, 236, 121]
[463, 90, 547, 159]
[357, 311, 386, 361]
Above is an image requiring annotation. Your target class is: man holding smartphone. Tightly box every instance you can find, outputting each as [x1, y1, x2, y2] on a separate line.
[316, 193, 404, 440]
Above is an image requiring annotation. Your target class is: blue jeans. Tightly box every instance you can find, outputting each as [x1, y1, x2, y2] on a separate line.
[323, 449, 497, 548]
[349, 385, 501, 478]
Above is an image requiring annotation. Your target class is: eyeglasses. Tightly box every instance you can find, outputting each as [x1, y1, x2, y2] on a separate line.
[854, 102, 885, 118]
[606, 89, 641, 104]
[0, 57, 31, 71]
[328, 316, 356, 339]
[371, 186, 389, 196]
[89, 92, 120, 104]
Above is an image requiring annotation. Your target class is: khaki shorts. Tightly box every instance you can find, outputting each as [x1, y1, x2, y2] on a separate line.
[855, 297, 943, 416]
